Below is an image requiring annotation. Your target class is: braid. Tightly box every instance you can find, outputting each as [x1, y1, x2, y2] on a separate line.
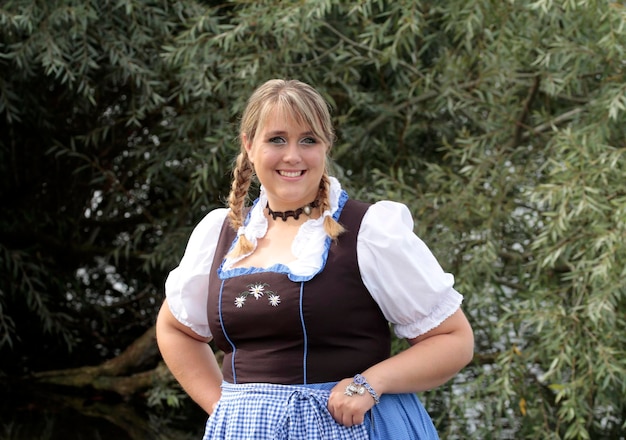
[319, 173, 345, 240]
[226, 152, 255, 257]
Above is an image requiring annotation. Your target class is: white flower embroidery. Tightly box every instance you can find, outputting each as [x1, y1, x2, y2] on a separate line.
[236, 282, 281, 308]
[268, 294, 281, 307]
[248, 283, 266, 299]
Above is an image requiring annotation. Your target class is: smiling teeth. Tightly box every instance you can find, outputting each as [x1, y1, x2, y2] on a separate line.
[279, 171, 303, 177]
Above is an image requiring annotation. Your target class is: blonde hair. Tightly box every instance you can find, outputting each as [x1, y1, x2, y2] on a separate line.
[227, 79, 345, 257]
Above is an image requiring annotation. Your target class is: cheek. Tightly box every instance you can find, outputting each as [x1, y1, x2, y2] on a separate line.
[313, 151, 327, 168]
[251, 148, 280, 171]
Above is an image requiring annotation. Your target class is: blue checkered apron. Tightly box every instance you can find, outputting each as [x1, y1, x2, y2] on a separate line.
[202, 382, 369, 440]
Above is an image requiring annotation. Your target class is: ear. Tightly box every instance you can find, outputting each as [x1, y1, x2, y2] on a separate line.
[242, 133, 253, 160]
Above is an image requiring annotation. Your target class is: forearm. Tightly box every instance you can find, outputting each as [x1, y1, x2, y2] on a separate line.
[364, 309, 474, 396]
[328, 308, 473, 426]
[156, 301, 223, 414]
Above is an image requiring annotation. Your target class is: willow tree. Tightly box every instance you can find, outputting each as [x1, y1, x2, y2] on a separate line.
[1, 0, 624, 438]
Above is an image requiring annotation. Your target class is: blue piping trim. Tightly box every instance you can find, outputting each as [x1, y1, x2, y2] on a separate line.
[334, 190, 350, 220]
[218, 279, 237, 384]
[220, 262, 293, 279]
[298, 281, 308, 384]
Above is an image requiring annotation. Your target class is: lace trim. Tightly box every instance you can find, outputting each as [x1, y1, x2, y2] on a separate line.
[393, 291, 464, 339]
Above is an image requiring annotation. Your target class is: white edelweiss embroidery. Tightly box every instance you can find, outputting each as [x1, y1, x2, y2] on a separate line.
[234, 296, 246, 308]
[248, 283, 266, 299]
[236, 282, 280, 308]
[268, 294, 281, 307]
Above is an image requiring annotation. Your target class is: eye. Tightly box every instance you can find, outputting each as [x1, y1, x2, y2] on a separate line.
[269, 136, 286, 144]
[300, 136, 317, 145]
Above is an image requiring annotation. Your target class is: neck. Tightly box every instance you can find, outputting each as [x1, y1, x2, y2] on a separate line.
[266, 199, 319, 221]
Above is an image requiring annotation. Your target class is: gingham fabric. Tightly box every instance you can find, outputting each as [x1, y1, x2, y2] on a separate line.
[202, 382, 369, 440]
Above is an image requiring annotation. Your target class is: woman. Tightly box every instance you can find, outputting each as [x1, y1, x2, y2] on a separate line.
[156, 79, 474, 439]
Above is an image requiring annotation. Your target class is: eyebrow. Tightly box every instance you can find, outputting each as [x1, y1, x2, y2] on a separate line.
[265, 130, 316, 137]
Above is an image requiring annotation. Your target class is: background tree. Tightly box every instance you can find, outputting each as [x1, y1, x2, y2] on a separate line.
[1, 0, 624, 438]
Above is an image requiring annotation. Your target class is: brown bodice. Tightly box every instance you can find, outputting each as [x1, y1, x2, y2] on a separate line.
[207, 199, 391, 384]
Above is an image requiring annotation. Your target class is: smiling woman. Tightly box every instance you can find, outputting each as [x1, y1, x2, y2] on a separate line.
[155, 78, 474, 439]
[2, 0, 624, 437]
[243, 106, 327, 214]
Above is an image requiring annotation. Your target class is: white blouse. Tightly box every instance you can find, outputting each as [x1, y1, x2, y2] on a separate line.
[165, 177, 463, 340]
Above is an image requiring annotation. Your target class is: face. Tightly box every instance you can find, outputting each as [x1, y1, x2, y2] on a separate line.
[243, 106, 328, 211]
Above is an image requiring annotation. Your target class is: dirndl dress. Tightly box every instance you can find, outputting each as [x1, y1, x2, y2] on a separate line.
[165, 185, 462, 439]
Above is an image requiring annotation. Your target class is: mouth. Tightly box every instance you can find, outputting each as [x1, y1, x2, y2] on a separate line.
[278, 170, 305, 178]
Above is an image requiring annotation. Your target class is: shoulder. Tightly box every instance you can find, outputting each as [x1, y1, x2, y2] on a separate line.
[361, 200, 414, 232]
[183, 208, 230, 253]
[193, 208, 230, 234]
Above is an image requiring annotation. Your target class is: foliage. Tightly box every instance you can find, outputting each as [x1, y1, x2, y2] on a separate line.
[0, 0, 222, 372]
[1, 0, 625, 438]
[364, 1, 626, 439]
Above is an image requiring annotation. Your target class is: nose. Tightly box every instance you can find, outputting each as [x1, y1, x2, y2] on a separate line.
[282, 142, 302, 163]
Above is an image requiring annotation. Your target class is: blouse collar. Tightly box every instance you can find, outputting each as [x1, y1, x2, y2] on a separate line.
[221, 176, 345, 281]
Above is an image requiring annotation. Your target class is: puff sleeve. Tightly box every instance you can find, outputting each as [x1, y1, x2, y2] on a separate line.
[164, 208, 229, 338]
[357, 201, 463, 339]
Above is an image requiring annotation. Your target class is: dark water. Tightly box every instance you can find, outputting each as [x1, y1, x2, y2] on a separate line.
[1, 383, 207, 440]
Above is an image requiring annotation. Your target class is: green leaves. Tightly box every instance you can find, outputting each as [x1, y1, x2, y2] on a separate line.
[363, 1, 625, 438]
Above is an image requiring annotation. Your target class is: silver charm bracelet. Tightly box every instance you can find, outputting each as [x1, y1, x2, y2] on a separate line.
[344, 373, 380, 404]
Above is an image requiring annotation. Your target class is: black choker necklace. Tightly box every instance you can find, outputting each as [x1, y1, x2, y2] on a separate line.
[266, 200, 319, 221]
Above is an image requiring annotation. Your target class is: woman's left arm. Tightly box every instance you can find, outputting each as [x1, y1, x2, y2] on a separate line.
[363, 307, 474, 393]
[328, 308, 473, 426]
[328, 200, 474, 426]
